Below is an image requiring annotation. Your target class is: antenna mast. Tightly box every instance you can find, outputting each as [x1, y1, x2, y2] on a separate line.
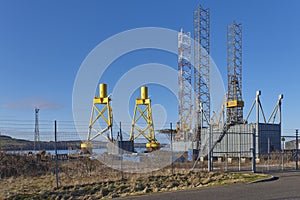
[34, 108, 40, 151]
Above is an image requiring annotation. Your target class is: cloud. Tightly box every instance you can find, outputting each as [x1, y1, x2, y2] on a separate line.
[1, 97, 63, 110]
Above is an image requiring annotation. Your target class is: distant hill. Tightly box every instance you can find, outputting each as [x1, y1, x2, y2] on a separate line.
[0, 135, 84, 151]
[0, 135, 167, 151]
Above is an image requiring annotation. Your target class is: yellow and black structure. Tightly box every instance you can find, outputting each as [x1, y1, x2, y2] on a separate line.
[81, 83, 113, 154]
[226, 21, 244, 125]
[130, 86, 160, 152]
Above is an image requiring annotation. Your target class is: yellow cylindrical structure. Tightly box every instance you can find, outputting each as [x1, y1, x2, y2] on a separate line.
[81, 142, 92, 154]
[99, 83, 107, 98]
[146, 141, 160, 151]
[141, 86, 148, 100]
[81, 143, 87, 149]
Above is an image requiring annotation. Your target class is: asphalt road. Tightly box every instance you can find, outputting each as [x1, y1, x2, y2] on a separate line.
[123, 171, 300, 200]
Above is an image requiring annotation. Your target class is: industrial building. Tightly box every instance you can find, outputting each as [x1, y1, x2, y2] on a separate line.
[213, 123, 281, 158]
[80, 3, 283, 162]
[175, 3, 283, 162]
[285, 139, 300, 150]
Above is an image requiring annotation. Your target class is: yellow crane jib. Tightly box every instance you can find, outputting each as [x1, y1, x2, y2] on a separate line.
[81, 83, 113, 154]
[130, 86, 160, 152]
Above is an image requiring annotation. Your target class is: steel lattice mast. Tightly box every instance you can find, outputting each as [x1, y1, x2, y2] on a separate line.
[194, 4, 210, 146]
[34, 108, 40, 151]
[178, 28, 192, 139]
[226, 21, 244, 125]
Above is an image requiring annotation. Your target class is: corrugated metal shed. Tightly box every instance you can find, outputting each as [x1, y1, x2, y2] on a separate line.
[205, 123, 281, 158]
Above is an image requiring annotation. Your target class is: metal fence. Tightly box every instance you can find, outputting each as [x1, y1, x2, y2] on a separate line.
[210, 128, 299, 173]
[0, 119, 299, 188]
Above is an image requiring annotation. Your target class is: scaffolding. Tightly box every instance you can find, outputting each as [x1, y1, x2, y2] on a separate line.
[178, 28, 192, 140]
[226, 21, 244, 125]
[194, 3, 210, 148]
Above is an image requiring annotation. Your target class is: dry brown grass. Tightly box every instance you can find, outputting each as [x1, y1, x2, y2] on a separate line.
[0, 153, 270, 200]
[0, 152, 55, 178]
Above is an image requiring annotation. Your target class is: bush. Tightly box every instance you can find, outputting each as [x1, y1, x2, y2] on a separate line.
[0, 152, 55, 178]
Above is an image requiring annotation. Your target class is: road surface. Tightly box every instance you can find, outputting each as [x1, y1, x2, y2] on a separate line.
[122, 171, 300, 200]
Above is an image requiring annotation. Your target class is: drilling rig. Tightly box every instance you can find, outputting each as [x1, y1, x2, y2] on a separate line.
[226, 21, 244, 125]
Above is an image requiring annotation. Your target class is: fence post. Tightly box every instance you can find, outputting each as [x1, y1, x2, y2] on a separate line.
[239, 130, 241, 172]
[281, 137, 285, 171]
[120, 121, 124, 180]
[170, 122, 174, 175]
[225, 131, 228, 172]
[252, 129, 256, 173]
[54, 120, 59, 189]
[267, 137, 270, 171]
[296, 129, 298, 170]
[208, 124, 212, 172]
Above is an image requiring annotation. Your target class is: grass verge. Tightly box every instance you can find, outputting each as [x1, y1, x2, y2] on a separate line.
[0, 171, 271, 200]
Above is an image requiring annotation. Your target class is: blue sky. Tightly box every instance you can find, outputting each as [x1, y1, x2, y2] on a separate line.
[0, 0, 300, 140]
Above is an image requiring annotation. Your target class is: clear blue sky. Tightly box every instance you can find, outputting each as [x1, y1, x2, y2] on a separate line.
[0, 0, 300, 139]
